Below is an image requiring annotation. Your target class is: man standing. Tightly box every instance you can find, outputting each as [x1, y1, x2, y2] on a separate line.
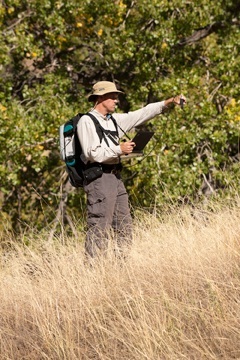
[78, 81, 186, 258]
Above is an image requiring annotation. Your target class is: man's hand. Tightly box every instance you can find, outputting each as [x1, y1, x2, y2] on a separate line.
[172, 94, 186, 106]
[120, 140, 136, 154]
[164, 94, 186, 107]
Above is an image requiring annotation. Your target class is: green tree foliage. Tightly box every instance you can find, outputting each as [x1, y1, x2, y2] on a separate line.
[0, 0, 239, 231]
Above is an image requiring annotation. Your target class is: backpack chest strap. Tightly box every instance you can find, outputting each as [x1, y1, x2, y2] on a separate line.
[87, 113, 119, 147]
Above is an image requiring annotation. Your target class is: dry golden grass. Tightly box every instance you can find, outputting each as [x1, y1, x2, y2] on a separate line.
[0, 199, 240, 359]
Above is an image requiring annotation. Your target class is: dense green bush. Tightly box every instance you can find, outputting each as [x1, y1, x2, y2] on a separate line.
[0, 0, 239, 231]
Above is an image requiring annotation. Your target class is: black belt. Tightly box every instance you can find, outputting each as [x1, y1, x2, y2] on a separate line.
[101, 163, 122, 174]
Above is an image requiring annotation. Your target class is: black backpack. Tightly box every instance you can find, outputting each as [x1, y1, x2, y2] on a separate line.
[59, 113, 118, 187]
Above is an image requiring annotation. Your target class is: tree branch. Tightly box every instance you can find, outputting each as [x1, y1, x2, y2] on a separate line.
[176, 19, 239, 47]
[48, 178, 77, 242]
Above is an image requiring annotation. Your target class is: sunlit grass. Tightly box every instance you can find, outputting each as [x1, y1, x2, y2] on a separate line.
[0, 199, 240, 359]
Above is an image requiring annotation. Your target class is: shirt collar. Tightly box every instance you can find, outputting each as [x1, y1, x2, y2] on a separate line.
[91, 109, 108, 120]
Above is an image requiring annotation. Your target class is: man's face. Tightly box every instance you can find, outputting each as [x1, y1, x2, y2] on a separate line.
[99, 92, 119, 113]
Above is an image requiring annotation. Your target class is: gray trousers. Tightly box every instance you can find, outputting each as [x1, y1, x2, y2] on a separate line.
[83, 172, 133, 257]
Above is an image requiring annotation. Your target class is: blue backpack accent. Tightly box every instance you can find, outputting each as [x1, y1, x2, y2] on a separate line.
[59, 113, 118, 187]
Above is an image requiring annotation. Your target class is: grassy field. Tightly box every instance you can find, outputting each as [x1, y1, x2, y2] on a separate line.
[0, 199, 240, 359]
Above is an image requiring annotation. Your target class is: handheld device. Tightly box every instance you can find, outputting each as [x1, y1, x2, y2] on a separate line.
[180, 97, 184, 109]
[121, 131, 154, 160]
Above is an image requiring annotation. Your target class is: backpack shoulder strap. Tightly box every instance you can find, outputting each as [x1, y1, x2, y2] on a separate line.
[109, 115, 119, 135]
[69, 112, 104, 143]
[84, 112, 120, 147]
[86, 112, 105, 144]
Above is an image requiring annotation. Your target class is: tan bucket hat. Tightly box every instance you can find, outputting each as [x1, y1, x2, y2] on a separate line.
[87, 81, 124, 102]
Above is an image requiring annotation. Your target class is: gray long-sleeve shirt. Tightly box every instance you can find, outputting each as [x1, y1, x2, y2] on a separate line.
[77, 101, 165, 164]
